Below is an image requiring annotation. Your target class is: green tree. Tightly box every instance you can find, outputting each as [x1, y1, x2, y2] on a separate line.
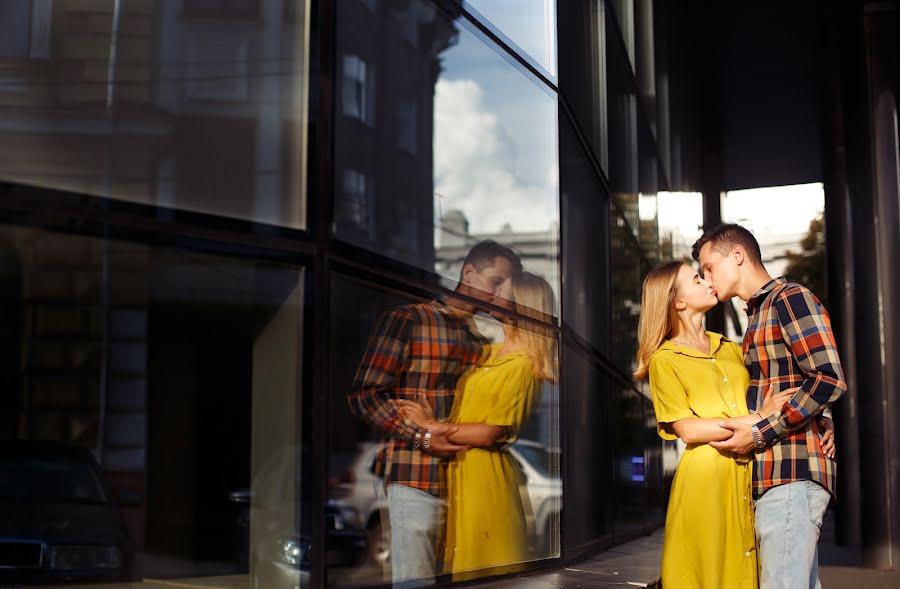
[783, 214, 825, 305]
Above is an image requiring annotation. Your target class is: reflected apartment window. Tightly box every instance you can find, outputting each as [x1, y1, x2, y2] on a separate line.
[395, 6, 420, 47]
[341, 169, 375, 238]
[342, 55, 376, 127]
[0, 0, 52, 60]
[396, 98, 417, 155]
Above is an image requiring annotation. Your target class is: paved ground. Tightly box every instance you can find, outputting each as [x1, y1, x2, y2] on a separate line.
[24, 512, 900, 588]
[471, 510, 900, 589]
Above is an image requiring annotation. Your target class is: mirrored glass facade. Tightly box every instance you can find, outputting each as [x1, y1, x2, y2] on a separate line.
[0, 0, 688, 587]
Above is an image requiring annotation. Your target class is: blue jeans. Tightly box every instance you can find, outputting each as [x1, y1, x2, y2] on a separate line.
[387, 483, 447, 589]
[755, 480, 831, 589]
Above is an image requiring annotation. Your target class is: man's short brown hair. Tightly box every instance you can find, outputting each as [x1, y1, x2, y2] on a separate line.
[692, 223, 763, 267]
[462, 240, 523, 274]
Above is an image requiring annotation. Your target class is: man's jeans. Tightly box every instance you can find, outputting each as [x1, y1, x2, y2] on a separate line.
[387, 483, 447, 588]
[755, 480, 831, 589]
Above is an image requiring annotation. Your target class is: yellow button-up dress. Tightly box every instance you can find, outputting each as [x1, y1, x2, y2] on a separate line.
[649, 332, 757, 589]
[443, 345, 538, 580]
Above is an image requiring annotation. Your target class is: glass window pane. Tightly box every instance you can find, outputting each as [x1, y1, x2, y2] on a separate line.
[560, 115, 609, 350]
[465, 0, 558, 76]
[0, 0, 31, 58]
[0, 222, 305, 586]
[558, 0, 608, 172]
[335, 0, 560, 320]
[612, 387, 650, 541]
[561, 345, 612, 548]
[610, 207, 644, 373]
[332, 270, 561, 586]
[610, 0, 635, 68]
[0, 2, 310, 230]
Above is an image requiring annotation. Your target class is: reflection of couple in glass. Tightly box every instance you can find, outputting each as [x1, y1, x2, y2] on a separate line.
[347, 240, 558, 588]
[635, 224, 844, 589]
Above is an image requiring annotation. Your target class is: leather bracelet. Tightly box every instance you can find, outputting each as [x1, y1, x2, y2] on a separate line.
[423, 429, 433, 451]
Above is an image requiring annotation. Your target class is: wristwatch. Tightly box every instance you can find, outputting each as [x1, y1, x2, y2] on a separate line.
[751, 425, 766, 449]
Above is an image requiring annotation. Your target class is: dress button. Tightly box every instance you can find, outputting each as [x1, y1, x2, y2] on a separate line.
[724, 377, 729, 383]
[711, 358, 716, 362]
[745, 551, 750, 557]
[731, 403, 737, 408]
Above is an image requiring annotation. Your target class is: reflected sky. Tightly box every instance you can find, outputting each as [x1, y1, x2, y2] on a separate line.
[465, 0, 557, 76]
[434, 20, 559, 236]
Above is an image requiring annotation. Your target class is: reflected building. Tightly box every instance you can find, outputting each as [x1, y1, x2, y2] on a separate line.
[334, 0, 458, 269]
[436, 209, 559, 302]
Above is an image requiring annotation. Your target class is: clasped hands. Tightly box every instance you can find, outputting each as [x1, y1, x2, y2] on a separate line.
[710, 386, 836, 458]
[395, 394, 470, 458]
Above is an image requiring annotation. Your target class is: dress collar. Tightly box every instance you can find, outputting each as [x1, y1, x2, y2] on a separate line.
[659, 331, 727, 358]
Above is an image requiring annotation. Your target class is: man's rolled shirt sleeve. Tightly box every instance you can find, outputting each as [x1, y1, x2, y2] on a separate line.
[757, 287, 848, 445]
[347, 308, 419, 443]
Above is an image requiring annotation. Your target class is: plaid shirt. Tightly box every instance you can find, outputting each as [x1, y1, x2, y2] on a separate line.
[347, 301, 486, 497]
[744, 277, 847, 500]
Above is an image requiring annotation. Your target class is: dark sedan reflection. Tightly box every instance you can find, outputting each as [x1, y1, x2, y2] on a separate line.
[0, 441, 134, 584]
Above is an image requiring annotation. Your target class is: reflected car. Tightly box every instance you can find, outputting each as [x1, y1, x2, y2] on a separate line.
[231, 447, 367, 589]
[0, 441, 134, 584]
[327, 439, 562, 567]
[511, 439, 562, 556]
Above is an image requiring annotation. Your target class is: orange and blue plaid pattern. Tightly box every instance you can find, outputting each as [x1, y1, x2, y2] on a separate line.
[347, 301, 486, 497]
[744, 277, 847, 500]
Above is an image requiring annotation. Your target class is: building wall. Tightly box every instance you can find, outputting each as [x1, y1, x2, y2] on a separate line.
[0, 0, 692, 587]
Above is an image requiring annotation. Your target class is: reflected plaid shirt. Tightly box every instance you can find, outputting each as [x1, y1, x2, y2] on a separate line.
[347, 301, 485, 498]
[744, 277, 847, 500]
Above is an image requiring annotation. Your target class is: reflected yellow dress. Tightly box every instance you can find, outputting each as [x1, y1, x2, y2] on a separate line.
[649, 332, 757, 589]
[443, 345, 538, 579]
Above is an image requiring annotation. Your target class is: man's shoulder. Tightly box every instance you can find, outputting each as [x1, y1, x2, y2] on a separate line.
[382, 301, 436, 316]
[770, 282, 825, 312]
[380, 301, 454, 325]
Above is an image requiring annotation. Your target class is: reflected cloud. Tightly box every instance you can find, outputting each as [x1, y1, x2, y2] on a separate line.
[434, 79, 558, 235]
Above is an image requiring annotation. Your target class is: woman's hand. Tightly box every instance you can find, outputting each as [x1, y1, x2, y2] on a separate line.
[396, 394, 436, 426]
[818, 415, 836, 459]
[759, 386, 797, 417]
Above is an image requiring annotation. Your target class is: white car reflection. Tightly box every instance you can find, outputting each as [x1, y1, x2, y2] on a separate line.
[327, 439, 561, 572]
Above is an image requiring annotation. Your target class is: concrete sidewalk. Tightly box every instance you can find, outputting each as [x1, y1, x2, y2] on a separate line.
[820, 566, 900, 588]
[470, 511, 900, 589]
[27, 514, 898, 589]
[473, 530, 663, 588]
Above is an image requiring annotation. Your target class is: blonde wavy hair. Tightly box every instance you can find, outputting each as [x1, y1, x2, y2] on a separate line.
[633, 261, 684, 381]
[505, 271, 559, 383]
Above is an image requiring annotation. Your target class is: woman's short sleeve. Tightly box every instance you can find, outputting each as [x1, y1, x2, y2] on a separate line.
[648, 355, 694, 440]
[483, 359, 537, 444]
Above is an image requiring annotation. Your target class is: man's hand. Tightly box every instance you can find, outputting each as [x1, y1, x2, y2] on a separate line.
[396, 394, 436, 424]
[819, 416, 836, 459]
[759, 385, 798, 417]
[423, 422, 469, 458]
[709, 418, 756, 454]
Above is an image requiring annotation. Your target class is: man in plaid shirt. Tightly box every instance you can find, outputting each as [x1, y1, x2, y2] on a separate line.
[348, 240, 521, 588]
[694, 224, 846, 589]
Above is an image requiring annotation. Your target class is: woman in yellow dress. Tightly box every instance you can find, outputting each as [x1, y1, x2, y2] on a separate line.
[634, 261, 794, 589]
[398, 271, 558, 580]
